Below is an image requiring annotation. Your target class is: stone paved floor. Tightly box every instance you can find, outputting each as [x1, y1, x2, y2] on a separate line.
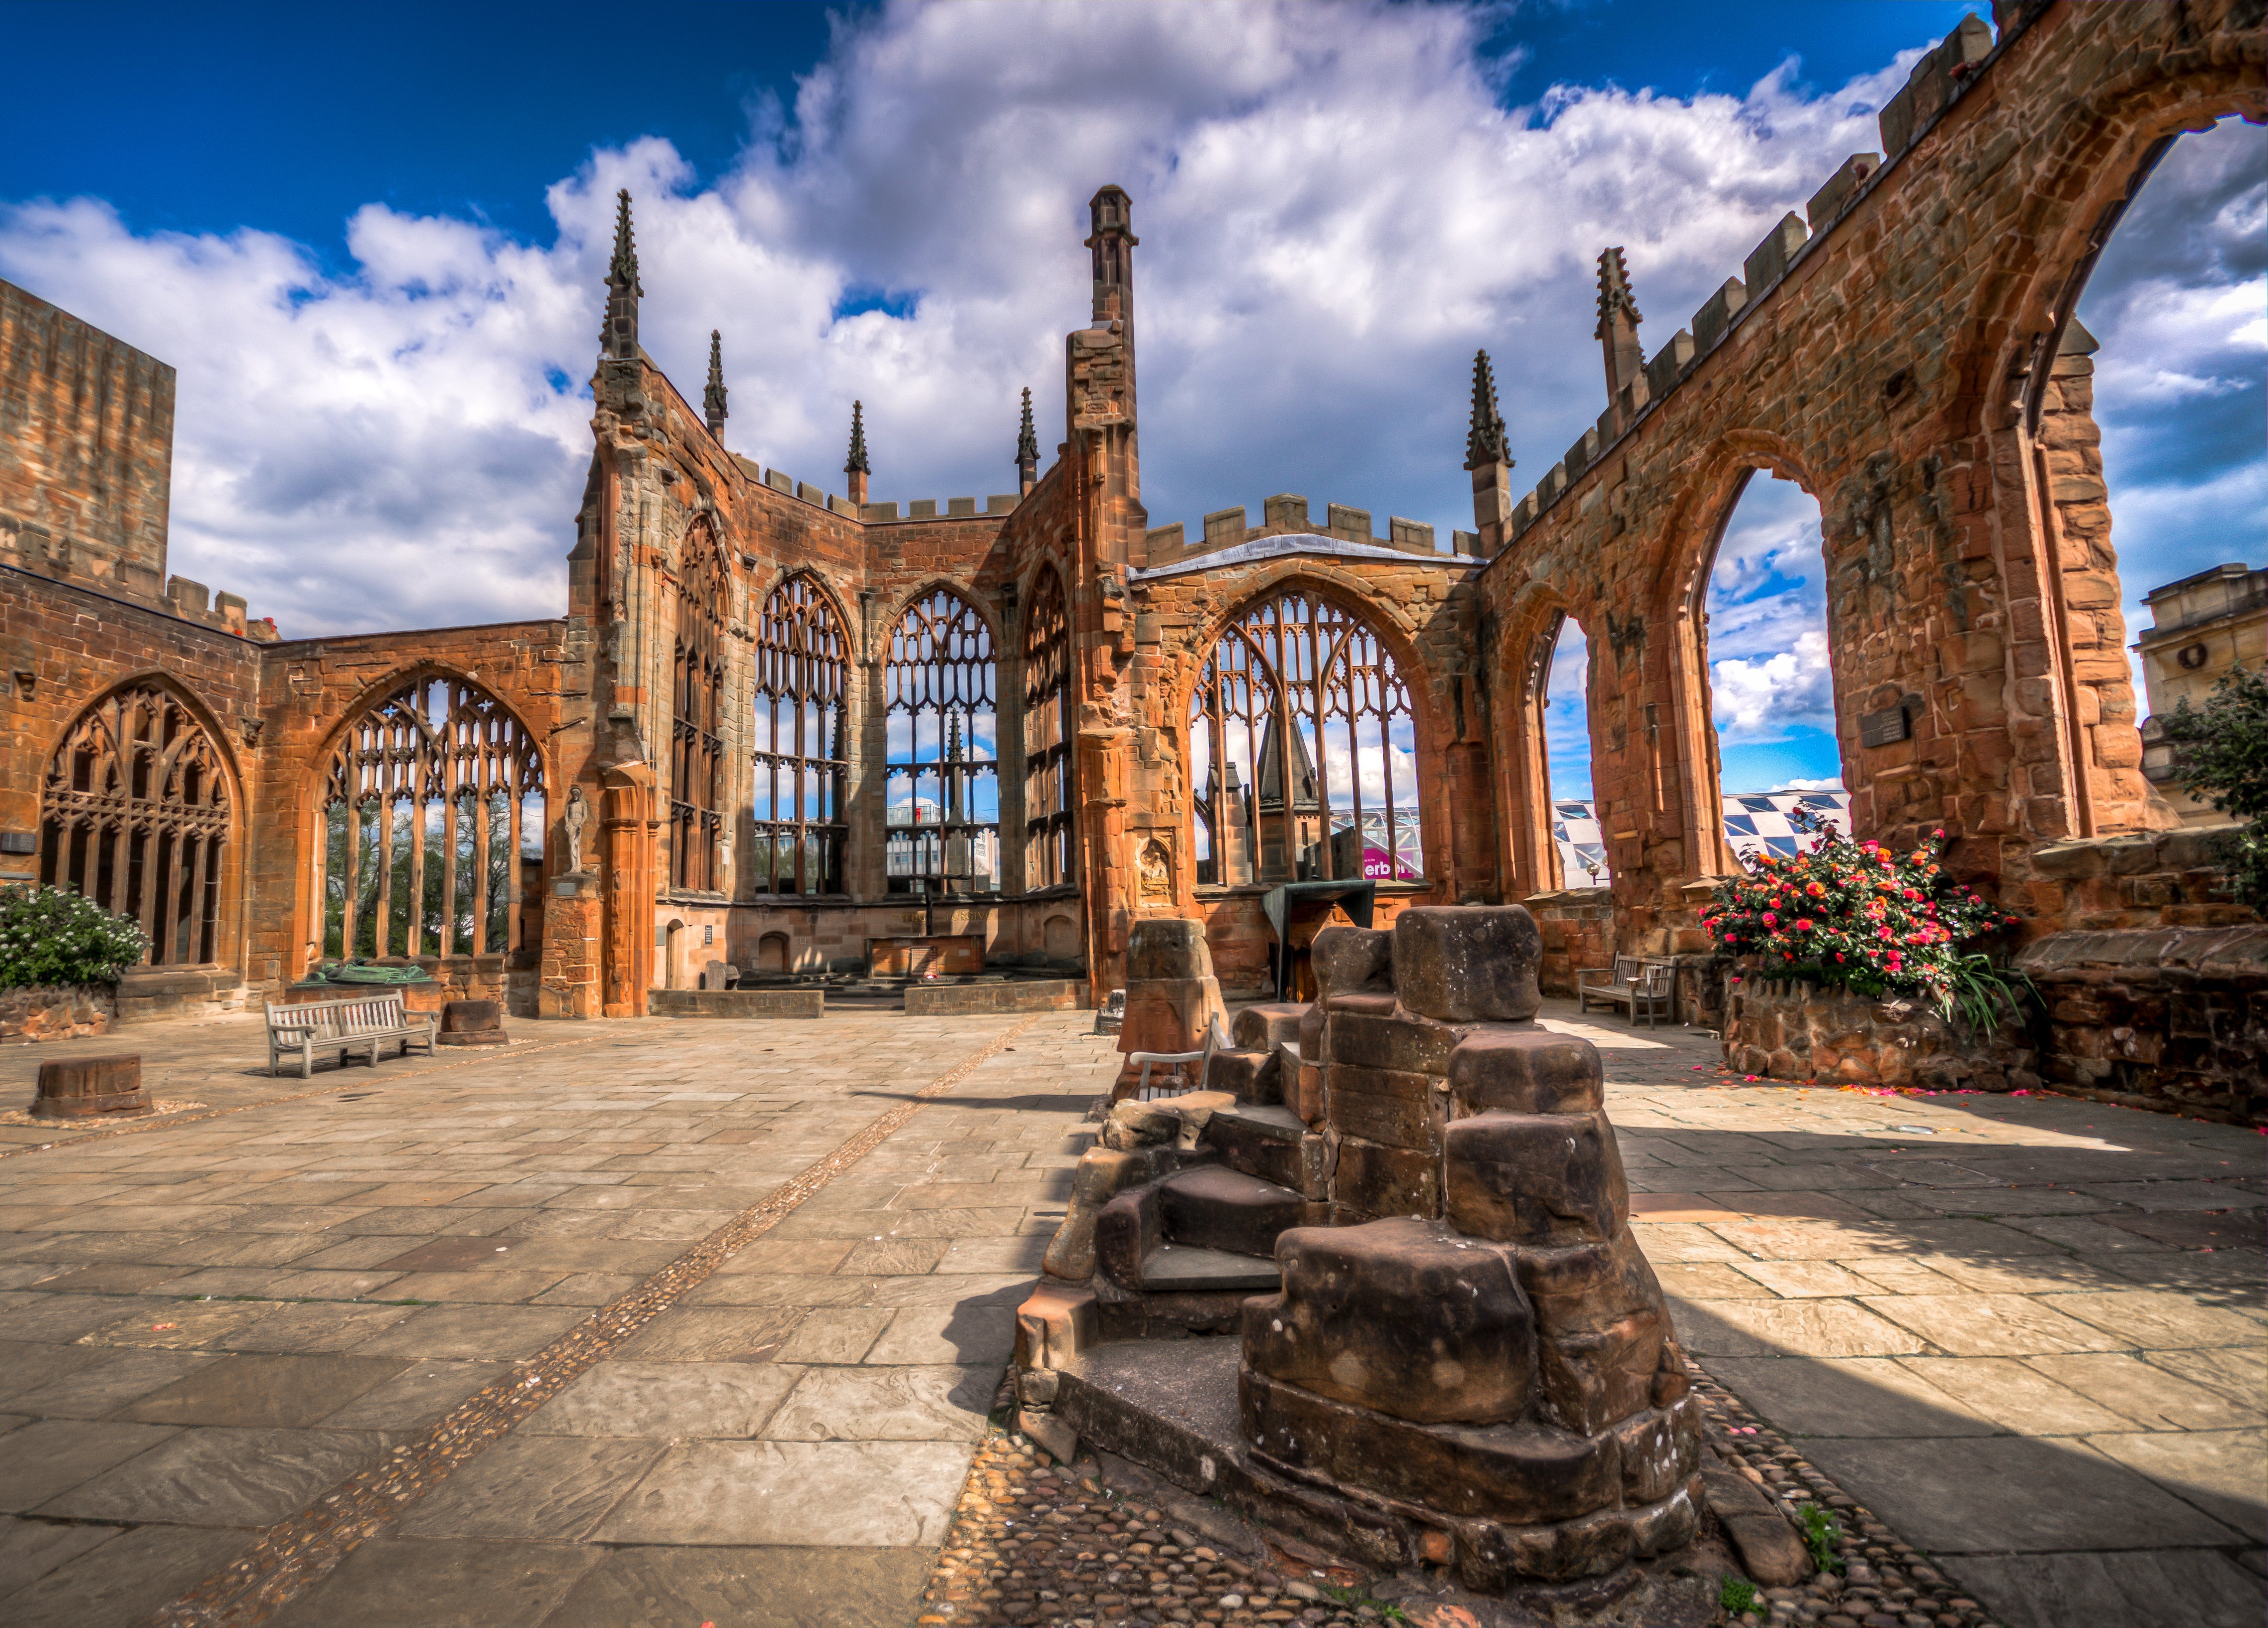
[0, 1001, 2258, 1628]
[0, 1006, 1117, 1627]
[1579, 1007, 2266, 1628]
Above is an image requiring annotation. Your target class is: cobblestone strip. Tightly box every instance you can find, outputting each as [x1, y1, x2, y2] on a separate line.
[0, 1033, 612, 1161]
[1686, 1364, 2008, 1628]
[147, 1011, 1045, 1628]
[913, 1356, 2012, 1628]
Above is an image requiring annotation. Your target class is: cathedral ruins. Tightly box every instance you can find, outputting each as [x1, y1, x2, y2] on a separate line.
[2, 0, 2261, 1114]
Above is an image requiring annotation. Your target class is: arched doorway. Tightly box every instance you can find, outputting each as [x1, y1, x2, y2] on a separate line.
[39, 681, 237, 968]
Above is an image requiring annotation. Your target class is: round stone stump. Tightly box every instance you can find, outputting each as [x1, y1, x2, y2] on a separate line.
[32, 1054, 151, 1118]
[435, 999, 508, 1047]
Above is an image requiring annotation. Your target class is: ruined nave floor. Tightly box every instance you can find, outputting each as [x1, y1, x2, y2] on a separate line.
[0, 1003, 2256, 1628]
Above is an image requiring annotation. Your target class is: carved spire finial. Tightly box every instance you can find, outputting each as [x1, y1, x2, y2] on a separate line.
[703, 330, 728, 436]
[608, 189, 641, 295]
[1463, 349, 1510, 472]
[845, 401, 870, 476]
[1014, 386, 1039, 494]
[601, 190, 642, 360]
[1595, 247, 1641, 340]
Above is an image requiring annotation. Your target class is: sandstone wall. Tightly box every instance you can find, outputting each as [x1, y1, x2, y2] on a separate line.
[1475, 0, 2265, 958]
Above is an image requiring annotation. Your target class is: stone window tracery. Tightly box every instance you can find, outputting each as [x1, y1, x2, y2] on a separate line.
[671, 523, 729, 894]
[316, 675, 543, 960]
[1023, 565, 1075, 890]
[751, 574, 849, 895]
[1190, 591, 1422, 887]
[40, 682, 234, 967]
[885, 588, 999, 894]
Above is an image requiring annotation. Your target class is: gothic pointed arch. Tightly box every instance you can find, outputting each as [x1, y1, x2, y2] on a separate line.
[1022, 561, 1075, 889]
[39, 677, 240, 967]
[752, 571, 850, 894]
[314, 670, 544, 961]
[1189, 586, 1424, 888]
[671, 517, 730, 893]
[884, 585, 999, 893]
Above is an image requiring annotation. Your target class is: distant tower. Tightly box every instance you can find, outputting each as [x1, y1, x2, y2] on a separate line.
[1596, 247, 1644, 407]
[1014, 387, 1039, 495]
[844, 400, 870, 507]
[703, 330, 728, 438]
[1464, 350, 1514, 558]
[602, 189, 641, 361]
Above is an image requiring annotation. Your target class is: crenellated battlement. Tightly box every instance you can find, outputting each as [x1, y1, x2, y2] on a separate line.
[1500, 7, 2013, 545]
[1141, 491, 1479, 571]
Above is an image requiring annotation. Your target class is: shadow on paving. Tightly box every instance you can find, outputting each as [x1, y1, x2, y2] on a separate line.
[1618, 1099, 2265, 1628]
[1686, 1322, 2265, 1628]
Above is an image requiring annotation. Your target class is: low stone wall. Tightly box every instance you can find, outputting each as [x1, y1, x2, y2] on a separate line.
[647, 987, 825, 1020]
[2019, 927, 2268, 1125]
[903, 979, 1087, 1017]
[1521, 888, 1615, 997]
[1721, 977, 2027, 1090]
[2015, 827, 2256, 937]
[0, 984, 115, 1041]
[113, 965, 246, 1025]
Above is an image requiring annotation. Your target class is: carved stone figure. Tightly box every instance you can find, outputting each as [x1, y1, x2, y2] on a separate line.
[563, 785, 592, 874]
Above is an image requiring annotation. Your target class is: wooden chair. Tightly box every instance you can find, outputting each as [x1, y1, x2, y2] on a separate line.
[1124, 1016, 1231, 1102]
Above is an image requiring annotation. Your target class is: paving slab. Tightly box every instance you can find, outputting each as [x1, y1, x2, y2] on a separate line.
[0, 1418, 181, 1511]
[0, 1522, 246, 1628]
[539, 1542, 934, 1628]
[522, 1360, 799, 1438]
[262, 1537, 601, 1628]
[588, 1438, 974, 1545]
[117, 1352, 410, 1428]
[39, 1424, 387, 1525]
[1950, 1549, 2265, 1628]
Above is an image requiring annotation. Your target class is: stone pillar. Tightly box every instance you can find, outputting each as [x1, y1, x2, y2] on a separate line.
[600, 762, 657, 1017]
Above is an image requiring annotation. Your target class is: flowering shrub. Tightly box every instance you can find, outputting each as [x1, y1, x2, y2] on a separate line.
[1700, 820, 2022, 1019]
[0, 885, 151, 990]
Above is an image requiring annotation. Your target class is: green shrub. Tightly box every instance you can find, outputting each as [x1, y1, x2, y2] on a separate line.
[1719, 1575, 1760, 1614]
[2161, 665, 2268, 911]
[1795, 1503, 1845, 1573]
[0, 885, 150, 990]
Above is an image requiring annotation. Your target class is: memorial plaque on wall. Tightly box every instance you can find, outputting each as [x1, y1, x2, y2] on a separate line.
[1859, 704, 1912, 748]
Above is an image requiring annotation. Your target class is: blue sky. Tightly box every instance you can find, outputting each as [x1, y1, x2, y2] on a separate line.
[2, 0, 2258, 806]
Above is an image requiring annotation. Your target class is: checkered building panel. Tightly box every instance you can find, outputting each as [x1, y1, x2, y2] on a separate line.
[1550, 791, 1852, 889]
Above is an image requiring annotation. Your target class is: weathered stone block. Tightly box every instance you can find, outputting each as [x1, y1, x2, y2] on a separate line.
[1311, 926, 1393, 997]
[1443, 1112, 1628, 1245]
[1241, 1367, 1620, 1525]
[1392, 906, 1543, 1023]
[1158, 1164, 1310, 1257]
[1204, 1046, 1280, 1104]
[1243, 1218, 1533, 1424]
[1333, 1135, 1440, 1219]
[1044, 1145, 1158, 1280]
[1326, 1070, 1442, 1151]
[1447, 1025, 1604, 1116]
[1231, 1002, 1307, 1052]
[1330, 1008, 1458, 1074]
[1126, 917, 1214, 980]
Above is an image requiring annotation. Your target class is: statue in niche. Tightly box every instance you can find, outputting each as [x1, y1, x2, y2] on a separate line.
[1138, 837, 1172, 902]
[563, 786, 592, 875]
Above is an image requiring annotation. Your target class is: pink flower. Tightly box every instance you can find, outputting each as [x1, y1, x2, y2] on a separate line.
[1762, 912, 1778, 926]
[1795, 918, 1813, 932]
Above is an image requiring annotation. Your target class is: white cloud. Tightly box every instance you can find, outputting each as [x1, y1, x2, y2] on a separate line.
[1712, 628, 1833, 740]
[0, 0, 1940, 639]
[1772, 776, 1845, 793]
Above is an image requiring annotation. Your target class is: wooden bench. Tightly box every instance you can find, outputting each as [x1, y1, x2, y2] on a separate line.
[1576, 956, 1676, 1028]
[265, 994, 437, 1078]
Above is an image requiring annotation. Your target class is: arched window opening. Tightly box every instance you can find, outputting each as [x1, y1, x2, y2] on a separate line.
[885, 589, 999, 894]
[752, 574, 849, 894]
[1699, 472, 1839, 848]
[317, 675, 542, 960]
[1190, 591, 1421, 888]
[671, 525, 729, 893]
[2068, 117, 2267, 829]
[1023, 567, 1075, 890]
[39, 683, 233, 966]
[1532, 616, 1609, 891]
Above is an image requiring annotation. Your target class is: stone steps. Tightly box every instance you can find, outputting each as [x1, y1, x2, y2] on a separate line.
[1136, 1242, 1282, 1292]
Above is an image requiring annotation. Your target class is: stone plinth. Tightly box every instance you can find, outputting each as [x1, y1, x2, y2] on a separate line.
[435, 998, 509, 1047]
[904, 979, 1087, 1016]
[1115, 918, 1227, 1097]
[32, 1054, 150, 1118]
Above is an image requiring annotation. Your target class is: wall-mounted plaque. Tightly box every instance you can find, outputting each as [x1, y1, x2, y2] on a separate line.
[1859, 704, 1912, 748]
